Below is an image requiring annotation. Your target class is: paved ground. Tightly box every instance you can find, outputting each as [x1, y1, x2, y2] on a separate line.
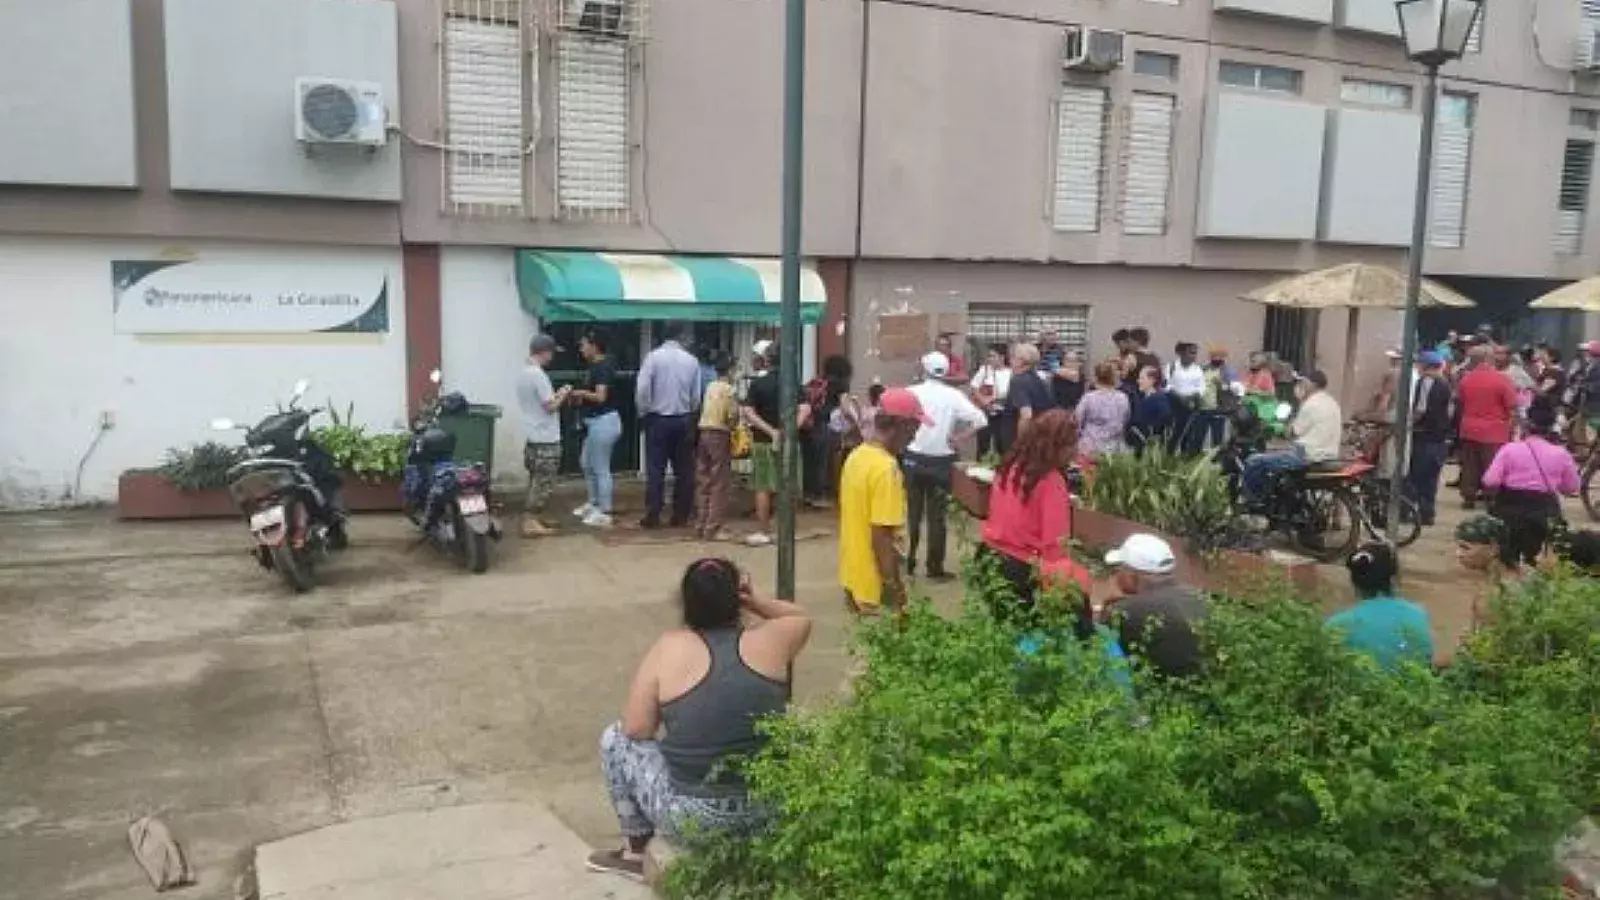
[0, 475, 1537, 899]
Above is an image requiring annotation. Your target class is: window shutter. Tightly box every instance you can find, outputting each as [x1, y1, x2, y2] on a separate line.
[1428, 95, 1473, 249]
[443, 14, 526, 213]
[557, 35, 630, 215]
[1053, 86, 1108, 233]
[1463, 12, 1482, 53]
[1556, 140, 1595, 255]
[1121, 93, 1174, 235]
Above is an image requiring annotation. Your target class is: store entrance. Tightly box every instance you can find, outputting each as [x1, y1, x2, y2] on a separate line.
[543, 321, 643, 476]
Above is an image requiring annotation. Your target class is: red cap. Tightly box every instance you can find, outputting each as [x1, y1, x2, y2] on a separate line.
[1586, 340, 1600, 358]
[878, 387, 934, 426]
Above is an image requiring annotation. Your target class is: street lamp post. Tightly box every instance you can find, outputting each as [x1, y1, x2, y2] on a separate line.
[1386, 0, 1483, 538]
[776, 0, 807, 598]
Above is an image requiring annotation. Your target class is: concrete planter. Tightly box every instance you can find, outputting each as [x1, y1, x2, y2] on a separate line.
[1072, 506, 1324, 597]
[116, 470, 404, 520]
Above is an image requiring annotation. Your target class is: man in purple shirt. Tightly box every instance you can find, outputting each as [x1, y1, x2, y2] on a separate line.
[635, 323, 703, 528]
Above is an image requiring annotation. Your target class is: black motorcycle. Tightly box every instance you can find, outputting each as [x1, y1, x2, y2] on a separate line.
[212, 380, 347, 593]
[1218, 403, 1362, 563]
[402, 371, 499, 573]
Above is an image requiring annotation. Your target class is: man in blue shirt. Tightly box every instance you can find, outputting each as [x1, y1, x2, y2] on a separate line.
[635, 323, 703, 528]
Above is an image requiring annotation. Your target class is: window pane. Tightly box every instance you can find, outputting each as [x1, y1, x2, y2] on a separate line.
[1572, 109, 1600, 131]
[1257, 65, 1303, 94]
[1133, 51, 1179, 79]
[1439, 92, 1475, 127]
[1218, 61, 1257, 88]
[1340, 78, 1413, 108]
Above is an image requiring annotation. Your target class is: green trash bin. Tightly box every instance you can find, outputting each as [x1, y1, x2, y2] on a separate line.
[438, 403, 503, 482]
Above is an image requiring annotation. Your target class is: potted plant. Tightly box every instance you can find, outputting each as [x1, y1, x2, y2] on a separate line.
[117, 442, 248, 519]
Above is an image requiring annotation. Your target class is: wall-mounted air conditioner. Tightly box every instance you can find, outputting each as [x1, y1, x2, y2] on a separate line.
[1064, 26, 1125, 73]
[564, 0, 630, 39]
[294, 77, 387, 147]
[1579, 21, 1600, 74]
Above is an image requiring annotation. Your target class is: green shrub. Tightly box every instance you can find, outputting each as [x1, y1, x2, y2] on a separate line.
[157, 442, 250, 490]
[312, 424, 409, 480]
[1449, 569, 1600, 814]
[666, 580, 1588, 900]
[1082, 446, 1237, 553]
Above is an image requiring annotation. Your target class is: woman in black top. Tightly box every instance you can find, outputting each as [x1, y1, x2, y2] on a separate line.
[569, 331, 622, 527]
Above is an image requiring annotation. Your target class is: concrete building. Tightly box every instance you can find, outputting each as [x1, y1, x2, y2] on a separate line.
[2, 0, 1599, 507]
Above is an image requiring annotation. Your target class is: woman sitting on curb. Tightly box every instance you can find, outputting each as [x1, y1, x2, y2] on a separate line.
[1326, 542, 1435, 670]
[588, 558, 812, 881]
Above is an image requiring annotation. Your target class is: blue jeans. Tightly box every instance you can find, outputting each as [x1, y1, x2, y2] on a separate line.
[581, 411, 622, 513]
[1406, 438, 1447, 524]
[1241, 445, 1306, 503]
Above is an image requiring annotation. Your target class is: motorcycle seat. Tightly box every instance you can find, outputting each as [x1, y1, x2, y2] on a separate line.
[1304, 459, 1373, 479]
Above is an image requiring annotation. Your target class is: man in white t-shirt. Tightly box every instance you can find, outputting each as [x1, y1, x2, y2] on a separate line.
[1166, 341, 1206, 452]
[1239, 369, 1343, 507]
[905, 351, 987, 580]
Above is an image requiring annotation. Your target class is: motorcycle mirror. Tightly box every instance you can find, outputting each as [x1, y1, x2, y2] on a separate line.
[1274, 403, 1293, 421]
[292, 379, 311, 400]
[429, 369, 442, 385]
[210, 418, 238, 431]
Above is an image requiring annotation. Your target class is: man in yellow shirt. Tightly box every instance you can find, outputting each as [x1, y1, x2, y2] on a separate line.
[838, 388, 930, 615]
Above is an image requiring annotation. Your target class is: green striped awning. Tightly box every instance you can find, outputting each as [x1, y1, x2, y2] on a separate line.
[515, 251, 826, 324]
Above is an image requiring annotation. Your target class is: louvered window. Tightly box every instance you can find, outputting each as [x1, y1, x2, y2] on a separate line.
[1340, 78, 1412, 109]
[557, 35, 630, 216]
[1121, 93, 1175, 235]
[1557, 139, 1595, 255]
[968, 306, 1091, 358]
[1052, 86, 1108, 233]
[1464, 9, 1482, 53]
[442, 3, 527, 214]
[1429, 92, 1474, 249]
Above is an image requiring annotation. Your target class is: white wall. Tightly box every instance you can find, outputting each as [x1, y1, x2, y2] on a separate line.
[0, 237, 406, 508]
[439, 246, 535, 491]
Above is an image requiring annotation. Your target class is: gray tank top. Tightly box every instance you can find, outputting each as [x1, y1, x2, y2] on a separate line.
[659, 628, 790, 796]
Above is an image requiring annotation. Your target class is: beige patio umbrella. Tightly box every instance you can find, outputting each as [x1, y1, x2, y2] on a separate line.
[1528, 276, 1600, 312]
[1241, 262, 1476, 401]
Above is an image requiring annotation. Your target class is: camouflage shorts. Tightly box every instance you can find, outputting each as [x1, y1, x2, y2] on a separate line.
[523, 442, 561, 512]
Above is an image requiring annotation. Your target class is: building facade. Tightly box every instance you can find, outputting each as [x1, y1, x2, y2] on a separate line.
[2, 0, 1598, 507]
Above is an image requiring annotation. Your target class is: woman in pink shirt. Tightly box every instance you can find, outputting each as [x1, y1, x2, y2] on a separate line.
[978, 409, 1091, 633]
[1482, 398, 1579, 567]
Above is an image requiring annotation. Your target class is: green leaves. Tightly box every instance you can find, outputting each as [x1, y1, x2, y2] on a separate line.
[665, 571, 1597, 900]
[1082, 447, 1237, 554]
[311, 423, 409, 481]
[157, 441, 250, 491]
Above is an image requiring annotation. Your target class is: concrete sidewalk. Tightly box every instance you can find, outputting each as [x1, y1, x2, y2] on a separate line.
[0, 505, 933, 900]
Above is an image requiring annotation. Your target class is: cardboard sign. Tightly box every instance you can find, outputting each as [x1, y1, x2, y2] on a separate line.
[876, 313, 929, 361]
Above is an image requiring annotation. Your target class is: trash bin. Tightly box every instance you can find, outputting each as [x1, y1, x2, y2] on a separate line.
[438, 403, 502, 482]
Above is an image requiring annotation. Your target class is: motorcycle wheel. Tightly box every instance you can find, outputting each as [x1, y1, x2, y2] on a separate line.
[1294, 486, 1361, 563]
[268, 496, 317, 593]
[454, 505, 491, 574]
[1582, 455, 1600, 522]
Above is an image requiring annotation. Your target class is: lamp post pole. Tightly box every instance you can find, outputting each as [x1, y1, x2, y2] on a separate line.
[776, 0, 807, 599]
[1386, 63, 1440, 538]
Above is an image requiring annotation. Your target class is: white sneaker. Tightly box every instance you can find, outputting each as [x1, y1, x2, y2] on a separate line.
[573, 502, 596, 518]
[744, 532, 773, 547]
[582, 510, 614, 528]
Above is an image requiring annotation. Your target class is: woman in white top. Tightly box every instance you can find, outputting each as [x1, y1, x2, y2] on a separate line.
[970, 343, 1014, 459]
[1165, 341, 1207, 453]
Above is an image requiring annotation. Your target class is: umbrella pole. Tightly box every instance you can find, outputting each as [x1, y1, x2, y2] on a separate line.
[1342, 308, 1361, 408]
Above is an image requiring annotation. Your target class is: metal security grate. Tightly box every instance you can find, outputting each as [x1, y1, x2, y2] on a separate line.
[442, 1, 528, 215]
[1556, 139, 1594, 256]
[1340, 78, 1413, 109]
[968, 306, 1091, 359]
[1429, 92, 1474, 249]
[1052, 86, 1108, 233]
[556, 34, 631, 218]
[1120, 92, 1175, 235]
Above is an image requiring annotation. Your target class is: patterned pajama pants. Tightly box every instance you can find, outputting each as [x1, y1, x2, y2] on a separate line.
[598, 722, 764, 842]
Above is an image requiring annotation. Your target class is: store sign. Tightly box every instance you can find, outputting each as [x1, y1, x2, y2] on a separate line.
[112, 259, 389, 334]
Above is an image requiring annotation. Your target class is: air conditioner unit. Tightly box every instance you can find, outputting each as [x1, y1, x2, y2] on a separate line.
[1063, 26, 1124, 73]
[294, 77, 387, 147]
[564, 0, 630, 39]
[1579, 21, 1600, 74]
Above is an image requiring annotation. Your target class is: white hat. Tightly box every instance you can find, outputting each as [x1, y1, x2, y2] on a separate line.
[921, 351, 950, 378]
[752, 339, 774, 358]
[1104, 533, 1177, 575]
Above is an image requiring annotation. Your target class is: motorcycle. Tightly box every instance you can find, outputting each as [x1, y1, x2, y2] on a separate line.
[212, 379, 347, 593]
[1218, 401, 1363, 563]
[403, 370, 500, 573]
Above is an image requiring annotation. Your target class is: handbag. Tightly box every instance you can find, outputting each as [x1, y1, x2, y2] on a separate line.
[730, 423, 753, 460]
[1487, 443, 1562, 519]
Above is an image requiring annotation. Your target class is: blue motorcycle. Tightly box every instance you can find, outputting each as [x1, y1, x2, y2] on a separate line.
[403, 371, 499, 573]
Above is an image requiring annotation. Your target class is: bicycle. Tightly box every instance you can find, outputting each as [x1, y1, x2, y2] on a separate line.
[1340, 421, 1422, 548]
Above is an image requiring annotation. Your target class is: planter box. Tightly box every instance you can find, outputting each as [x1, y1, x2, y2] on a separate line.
[1072, 506, 1325, 598]
[117, 470, 403, 520]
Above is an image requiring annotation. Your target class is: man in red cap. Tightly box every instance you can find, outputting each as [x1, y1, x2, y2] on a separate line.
[837, 387, 932, 616]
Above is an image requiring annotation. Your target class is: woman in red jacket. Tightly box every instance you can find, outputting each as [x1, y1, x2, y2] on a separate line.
[977, 409, 1091, 633]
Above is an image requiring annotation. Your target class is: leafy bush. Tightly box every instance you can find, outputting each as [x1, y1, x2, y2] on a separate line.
[1082, 446, 1238, 552]
[665, 578, 1588, 900]
[314, 424, 409, 480]
[1449, 569, 1600, 814]
[158, 442, 250, 491]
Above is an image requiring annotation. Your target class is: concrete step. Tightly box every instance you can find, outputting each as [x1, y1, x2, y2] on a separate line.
[254, 802, 653, 900]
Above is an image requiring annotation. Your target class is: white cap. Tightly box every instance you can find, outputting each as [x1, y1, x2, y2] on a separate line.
[752, 339, 774, 358]
[1104, 533, 1177, 575]
[921, 351, 950, 378]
